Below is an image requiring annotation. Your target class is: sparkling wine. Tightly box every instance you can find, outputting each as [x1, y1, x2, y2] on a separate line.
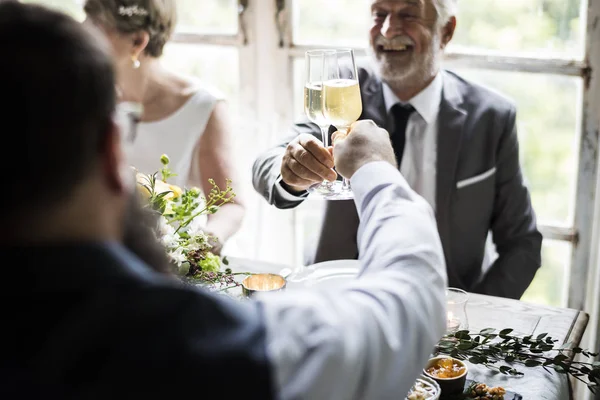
[303, 83, 328, 126]
[323, 79, 362, 129]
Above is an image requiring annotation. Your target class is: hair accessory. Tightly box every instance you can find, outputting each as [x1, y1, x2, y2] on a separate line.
[118, 5, 149, 17]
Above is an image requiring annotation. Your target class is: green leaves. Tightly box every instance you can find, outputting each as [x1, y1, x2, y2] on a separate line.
[504, 355, 516, 363]
[469, 355, 487, 364]
[437, 328, 600, 394]
[554, 354, 569, 364]
[480, 328, 496, 335]
[455, 330, 471, 340]
[500, 328, 514, 338]
[458, 342, 476, 350]
[525, 359, 542, 367]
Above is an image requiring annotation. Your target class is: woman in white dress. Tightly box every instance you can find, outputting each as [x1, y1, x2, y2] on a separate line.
[83, 0, 245, 254]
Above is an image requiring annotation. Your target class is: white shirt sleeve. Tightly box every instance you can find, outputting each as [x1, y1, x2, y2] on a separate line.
[256, 161, 448, 400]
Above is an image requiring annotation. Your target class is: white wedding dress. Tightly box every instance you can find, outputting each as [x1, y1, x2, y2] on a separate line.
[129, 83, 223, 187]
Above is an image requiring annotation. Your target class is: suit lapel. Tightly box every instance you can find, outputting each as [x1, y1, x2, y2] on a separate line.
[436, 72, 467, 270]
[360, 69, 387, 128]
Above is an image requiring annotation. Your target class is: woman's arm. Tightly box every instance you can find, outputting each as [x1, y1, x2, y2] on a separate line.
[194, 100, 246, 254]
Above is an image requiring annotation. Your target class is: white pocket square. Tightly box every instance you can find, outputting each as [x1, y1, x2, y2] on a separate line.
[456, 167, 496, 189]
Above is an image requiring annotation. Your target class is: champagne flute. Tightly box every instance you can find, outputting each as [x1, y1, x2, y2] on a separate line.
[322, 49, 363, 199]
[303, 50, 337, 196]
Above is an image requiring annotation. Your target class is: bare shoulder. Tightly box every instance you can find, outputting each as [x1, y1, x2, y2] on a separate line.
[165, 71, 198, 102]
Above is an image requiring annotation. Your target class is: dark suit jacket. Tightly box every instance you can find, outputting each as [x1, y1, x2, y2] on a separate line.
[252, 67, 543, 299]
[0, 242, 274, 399]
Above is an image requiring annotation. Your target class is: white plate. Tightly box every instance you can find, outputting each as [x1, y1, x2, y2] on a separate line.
[285, 259, 361, 289]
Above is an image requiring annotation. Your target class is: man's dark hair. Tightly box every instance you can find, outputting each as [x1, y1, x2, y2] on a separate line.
[0, 2, 116, 215]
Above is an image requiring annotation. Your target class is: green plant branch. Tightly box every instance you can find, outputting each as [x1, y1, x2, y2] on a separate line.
[436, 329, 600, 394]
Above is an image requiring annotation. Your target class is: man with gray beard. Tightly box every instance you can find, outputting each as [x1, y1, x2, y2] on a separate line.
[252, 0, 542, 300]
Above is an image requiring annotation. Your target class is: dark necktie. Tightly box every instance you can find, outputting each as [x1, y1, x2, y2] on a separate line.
[390, 103, 415, 166]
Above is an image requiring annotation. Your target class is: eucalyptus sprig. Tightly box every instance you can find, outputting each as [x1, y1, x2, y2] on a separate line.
[436, 328, 600, 394]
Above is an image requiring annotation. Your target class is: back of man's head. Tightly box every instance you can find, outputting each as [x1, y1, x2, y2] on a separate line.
[0, 2, 116, 221]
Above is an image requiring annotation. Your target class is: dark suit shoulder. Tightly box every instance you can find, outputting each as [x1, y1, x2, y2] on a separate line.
[444, 70, 516, 116]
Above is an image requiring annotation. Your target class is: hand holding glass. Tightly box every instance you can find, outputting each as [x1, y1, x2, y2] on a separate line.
[303, 50, 337, 196]
[303, 48, 362, 200]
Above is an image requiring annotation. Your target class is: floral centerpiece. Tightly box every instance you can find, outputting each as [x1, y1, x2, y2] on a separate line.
[135, 154, 248, 291]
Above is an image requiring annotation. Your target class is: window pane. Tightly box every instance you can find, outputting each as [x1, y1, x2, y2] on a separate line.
[175, 0, 238, 35]
[162, 43, 239, 113]
[521, 240, 570, 307]
[292, 0, 369, 47]
[450, 68, 580, 226]
[162, 43, 268, 262]
[451, 0, 584, 59]
[21, 0, 84, 21]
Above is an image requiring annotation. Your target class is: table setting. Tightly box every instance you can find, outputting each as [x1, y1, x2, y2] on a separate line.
[220, 257, 594, 400]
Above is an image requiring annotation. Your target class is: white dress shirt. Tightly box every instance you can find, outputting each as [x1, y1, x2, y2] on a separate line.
[274, 73, 444, 210]
[382, 73, 443, 210]
[258, 161, 447, 399]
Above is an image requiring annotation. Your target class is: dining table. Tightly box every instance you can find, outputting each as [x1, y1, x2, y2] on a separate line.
[225, 256, 590, 400]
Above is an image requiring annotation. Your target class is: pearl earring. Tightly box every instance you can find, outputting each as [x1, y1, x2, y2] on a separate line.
[132, 56, 140, 69]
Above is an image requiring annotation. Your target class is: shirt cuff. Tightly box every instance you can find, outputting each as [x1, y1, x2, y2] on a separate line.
[274, 176, 309, 201]
[350, 161, 411, 210]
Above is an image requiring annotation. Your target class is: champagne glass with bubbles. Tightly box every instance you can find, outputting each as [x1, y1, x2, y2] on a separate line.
[322, 49, 362, 200]
[303, 49, 337, 197]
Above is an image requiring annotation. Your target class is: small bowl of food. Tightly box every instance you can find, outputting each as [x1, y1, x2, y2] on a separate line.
[241, 273, 286, 297]
[406, 375, 441, 400]
[423, 356, 468, 396]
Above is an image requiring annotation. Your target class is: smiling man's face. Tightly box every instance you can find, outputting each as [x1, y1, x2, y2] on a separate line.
[368, 0, 449, 91]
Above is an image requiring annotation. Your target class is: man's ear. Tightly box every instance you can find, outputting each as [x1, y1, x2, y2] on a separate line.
[440, 16, 456, 49]
[102, 120, 131, 195]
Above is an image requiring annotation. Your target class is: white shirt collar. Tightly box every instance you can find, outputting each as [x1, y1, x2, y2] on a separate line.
[382, 72, 444, 125]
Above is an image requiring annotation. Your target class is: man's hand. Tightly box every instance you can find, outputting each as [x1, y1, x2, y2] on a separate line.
[332, 120, 397, 179]
[281, 134, 337, 193]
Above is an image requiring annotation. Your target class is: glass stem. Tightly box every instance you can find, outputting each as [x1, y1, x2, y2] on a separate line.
[319, 125, 329, 148]
[337, 127, 351, 191]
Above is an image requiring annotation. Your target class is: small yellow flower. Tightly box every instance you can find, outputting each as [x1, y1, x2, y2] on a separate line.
[135, 172, 181, 200]
[168, 184, 183, 198]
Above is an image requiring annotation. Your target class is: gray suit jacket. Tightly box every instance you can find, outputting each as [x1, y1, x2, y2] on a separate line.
[252, 67, 543, 299]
